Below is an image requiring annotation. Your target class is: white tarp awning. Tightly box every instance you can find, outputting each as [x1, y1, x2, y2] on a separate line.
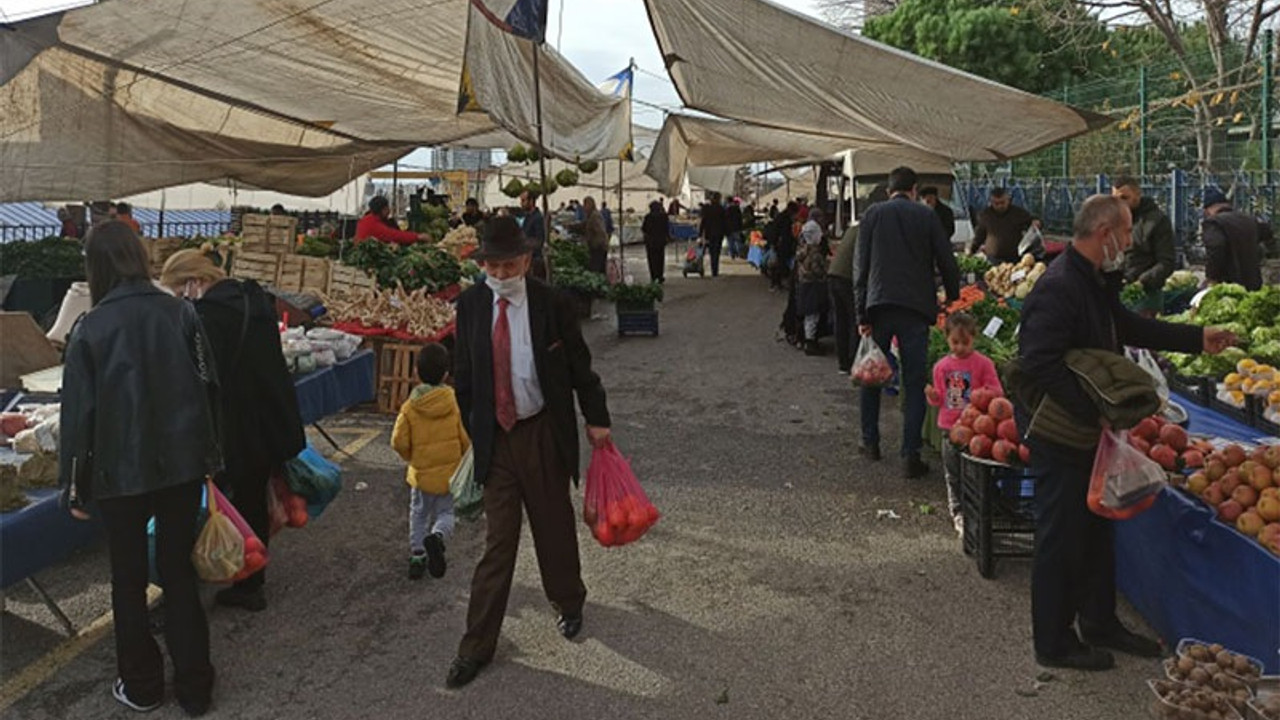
[644, 114, 953, 196]
[1, 1, 630, 201]
[643, 0, 1111, 162]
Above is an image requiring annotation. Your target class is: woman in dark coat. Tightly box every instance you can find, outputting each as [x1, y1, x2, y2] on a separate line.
[61, 222, 219, 716]
[641, 200, 671, 283]
[161, 250, 305, 612]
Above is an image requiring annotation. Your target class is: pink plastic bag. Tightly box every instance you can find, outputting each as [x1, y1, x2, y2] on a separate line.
[208, 481, 269, 582]
[584, 441, 660, 547]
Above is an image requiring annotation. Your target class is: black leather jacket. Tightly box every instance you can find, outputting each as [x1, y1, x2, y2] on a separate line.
[60, 282, 223, 505]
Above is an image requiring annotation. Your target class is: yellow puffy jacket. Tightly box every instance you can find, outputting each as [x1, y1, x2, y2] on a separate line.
[391, 385, 470, 495]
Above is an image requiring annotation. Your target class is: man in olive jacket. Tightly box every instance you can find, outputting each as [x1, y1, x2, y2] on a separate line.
[1112, 176, 1175, 313]
[1017, 195, 1235, 672]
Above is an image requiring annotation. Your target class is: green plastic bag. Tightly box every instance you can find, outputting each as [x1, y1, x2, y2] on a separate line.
[449, 449, 482, 521]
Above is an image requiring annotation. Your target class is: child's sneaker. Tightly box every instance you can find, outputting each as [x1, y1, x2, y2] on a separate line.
[424, 533, 447, 579]
[408, 552, 427, 580]
[113, 678, 161, 713]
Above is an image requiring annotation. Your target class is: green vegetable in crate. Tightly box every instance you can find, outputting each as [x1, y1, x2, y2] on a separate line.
[552, 265, 607, 297]
[955, 254, 990, 275]
[0, 235, 85, 279]
[297, 236, 337, 258]
[395, 246, 461, 292]
[1196, 283, 1248, 325]
[1237, 285, 1280, 330]
[1252, 340, 1280, 365]
[607, 281, 663, 304]
[1251, 326, 1280, 347]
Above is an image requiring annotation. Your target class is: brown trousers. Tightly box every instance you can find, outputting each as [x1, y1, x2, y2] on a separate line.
[458, 413, 586, 662]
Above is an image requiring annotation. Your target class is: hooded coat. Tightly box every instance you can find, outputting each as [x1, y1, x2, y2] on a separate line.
[391, 385, 471, 495]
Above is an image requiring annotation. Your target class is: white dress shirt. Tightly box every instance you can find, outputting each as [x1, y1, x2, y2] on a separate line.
[491, 282, 546, 419]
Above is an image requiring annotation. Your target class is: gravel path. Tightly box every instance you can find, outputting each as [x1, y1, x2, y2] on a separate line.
[1, 256, 1163, 719]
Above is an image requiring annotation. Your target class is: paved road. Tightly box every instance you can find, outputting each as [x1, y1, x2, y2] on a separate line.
[1, 256, 1162, 719]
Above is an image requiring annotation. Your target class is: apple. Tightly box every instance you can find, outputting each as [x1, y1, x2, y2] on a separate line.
[997, 418, 1020, 443]
[1205, 459, 1227, 482]
[988, 397, 1014, 422]
[1204, 481, 1226, 506]
[1181, 450, 1205, 469]
[1221, 471, 1242, 495]
[1247, 463, 1274, 491]
[1224, 444, 1247, 468]
[970, 388, 997, 414]
[950, 425, 975, 448]
[1257, 494, 1280, 522]
[1130, 436, 1152, 457]
[974, 415, 997, 439]
[959, 406, 982, 428]
[1231, 484, 1259, 509]
[1218, 499, 1245, 523]
[992, 439, 1019, 465]
[1187, 471, 1210, 496]
[969, 435, 994, 459]
[1236, 510, 1265, 537]
[1258, 523, 1280, 553]
[1261, 445, 1280, 470]
[1159, 424, 1189, 452]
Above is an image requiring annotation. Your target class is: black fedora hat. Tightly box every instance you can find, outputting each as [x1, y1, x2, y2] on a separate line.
[473, 216, 537, 261]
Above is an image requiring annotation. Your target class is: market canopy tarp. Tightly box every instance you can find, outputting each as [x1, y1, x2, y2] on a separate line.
[0, 1, 630, 201]
[644, 114, 954, 196]
[642, 0, 1111, 162]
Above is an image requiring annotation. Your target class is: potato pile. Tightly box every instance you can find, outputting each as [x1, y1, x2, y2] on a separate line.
[1249, 694, 1280, 720]
[983, 253, 1046, 299]
[1160, 642, 1262, 715]
[1148, 679, 1243, 720]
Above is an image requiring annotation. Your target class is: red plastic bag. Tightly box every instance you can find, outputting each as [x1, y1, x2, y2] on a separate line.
[213, 482, 269, 582]
[1087, 429, 1166, 519]
[584, 441, 660, 547]
[267, 474, 289, 537]
[271, 474, 310, 529]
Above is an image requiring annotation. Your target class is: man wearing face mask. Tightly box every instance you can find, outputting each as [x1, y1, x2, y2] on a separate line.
[1015, 195, 1237, 672]
[445, 217, 612, 689]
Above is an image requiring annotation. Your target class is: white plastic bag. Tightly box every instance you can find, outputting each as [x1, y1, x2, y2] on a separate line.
[1128, 347, 1169, 407]
[1018, 226, 1044, 257]
[850, 336, 895, 387]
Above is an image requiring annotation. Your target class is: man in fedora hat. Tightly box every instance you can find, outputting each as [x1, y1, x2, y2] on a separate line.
[446, 216, 612, 689]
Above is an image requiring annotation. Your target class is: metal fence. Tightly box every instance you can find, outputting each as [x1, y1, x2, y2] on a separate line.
[1, 220, 232, 242]
[954, 169, 1278, 263]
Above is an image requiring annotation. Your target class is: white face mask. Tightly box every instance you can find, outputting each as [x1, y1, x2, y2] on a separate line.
[1101, 231, 1126, 273]
[485, 273, 525, 299]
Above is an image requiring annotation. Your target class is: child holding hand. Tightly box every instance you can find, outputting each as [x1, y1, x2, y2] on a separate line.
[926, 312, 1003, 537]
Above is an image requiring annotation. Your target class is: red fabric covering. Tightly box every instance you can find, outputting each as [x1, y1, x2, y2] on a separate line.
[354, 213, 419, 246]
[330, 320, 456, 344]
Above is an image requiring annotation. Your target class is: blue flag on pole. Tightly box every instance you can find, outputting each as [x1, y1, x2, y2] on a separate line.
[597, 67, 635, 161]
[470, 0, 549, 42]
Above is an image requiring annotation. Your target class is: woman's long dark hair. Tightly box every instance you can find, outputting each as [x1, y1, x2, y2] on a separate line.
[85, 221, 152, 305]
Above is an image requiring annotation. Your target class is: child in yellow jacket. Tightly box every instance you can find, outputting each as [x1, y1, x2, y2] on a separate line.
[392, 343, 470, 580]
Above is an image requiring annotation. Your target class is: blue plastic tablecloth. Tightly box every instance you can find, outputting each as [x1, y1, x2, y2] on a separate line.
[1115, 392, 1280, 672]
[293, 349, 375, 426]
[0, 484, 101, 590]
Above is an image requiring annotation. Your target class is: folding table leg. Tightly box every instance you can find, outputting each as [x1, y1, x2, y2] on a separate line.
[26, 576, 77, 637]
[312, 422, 346, 456]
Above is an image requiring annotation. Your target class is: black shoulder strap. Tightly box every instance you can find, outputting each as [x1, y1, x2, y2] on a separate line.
[228, 282, 252, 371]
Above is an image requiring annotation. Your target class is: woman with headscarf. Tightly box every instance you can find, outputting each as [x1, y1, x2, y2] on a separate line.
[641, 200, 672, 283]
[60, 222, 219, 716]
[161, 250, 306, 612]
[794, 209, 829, 355]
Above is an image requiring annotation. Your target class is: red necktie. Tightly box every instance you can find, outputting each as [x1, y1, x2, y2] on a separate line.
[493, 298, 518, 432]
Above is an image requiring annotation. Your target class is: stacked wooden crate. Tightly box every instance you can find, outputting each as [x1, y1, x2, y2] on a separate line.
[240, 214, 298, 254]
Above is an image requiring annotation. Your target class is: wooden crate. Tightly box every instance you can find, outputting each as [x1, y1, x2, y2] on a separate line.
[277, 255, 332, 294]
[231, 250, 282, 286]
[376, 342, 421, 414]
[149, 237, 185, 276]
[240, 214, 298, 254]
[327, 262, 377, 297]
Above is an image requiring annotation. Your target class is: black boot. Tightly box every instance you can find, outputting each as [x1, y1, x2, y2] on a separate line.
[804, 339, 820, 356]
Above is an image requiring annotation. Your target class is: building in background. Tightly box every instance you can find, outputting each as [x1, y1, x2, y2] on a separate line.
[431, 149, 494, 172]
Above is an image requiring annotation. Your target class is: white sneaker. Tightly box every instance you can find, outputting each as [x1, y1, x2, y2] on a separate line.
[113, 678, 161, 713]
[952, 513, 965, 538]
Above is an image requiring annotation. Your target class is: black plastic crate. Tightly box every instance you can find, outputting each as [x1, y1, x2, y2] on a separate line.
[959, 454, 1037, 579]
[1166, 372, 1212, 408]
[1246, 395, 1280, 439]
[1209, 391, 1254, 427]
[617, 310, 659, 337]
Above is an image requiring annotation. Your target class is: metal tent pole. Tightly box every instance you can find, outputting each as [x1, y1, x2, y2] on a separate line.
[532, 42, 553, 281]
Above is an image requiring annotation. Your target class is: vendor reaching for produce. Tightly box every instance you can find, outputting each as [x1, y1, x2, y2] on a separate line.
[1111, 176, 1175, 315]
[1012, 194, 1237, 673]
[967, 188, 1038, 264]
[355, 196, 432, 246]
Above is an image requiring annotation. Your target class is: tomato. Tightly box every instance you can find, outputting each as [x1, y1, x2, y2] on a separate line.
[245, 536, 265, 554]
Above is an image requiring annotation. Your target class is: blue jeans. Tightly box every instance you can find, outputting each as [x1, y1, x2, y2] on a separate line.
[859, 305, 930, 457]
[727, 231, 744, 258]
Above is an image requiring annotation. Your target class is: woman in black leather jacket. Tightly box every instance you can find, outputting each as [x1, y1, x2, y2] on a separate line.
[60, 222, 220, 717]
[161, 250, 305, 612]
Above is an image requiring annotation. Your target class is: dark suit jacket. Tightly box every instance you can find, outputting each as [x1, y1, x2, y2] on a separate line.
[454, 278, 611, 486]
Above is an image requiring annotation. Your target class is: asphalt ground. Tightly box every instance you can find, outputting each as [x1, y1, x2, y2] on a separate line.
[1, 252, 1165, 719]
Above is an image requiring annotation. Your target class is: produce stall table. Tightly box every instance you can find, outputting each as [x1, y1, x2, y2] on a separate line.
[1115, 392, 1280, 673]
[293, 349, 376, 448]
[0, 468, 100, 635]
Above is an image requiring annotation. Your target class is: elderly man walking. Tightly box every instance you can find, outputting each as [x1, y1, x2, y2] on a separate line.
[1015, 195, 1235, 671]
[854, 166, 961, 478]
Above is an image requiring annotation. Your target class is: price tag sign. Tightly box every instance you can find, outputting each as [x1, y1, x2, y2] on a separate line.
[1011, 269, 1028, 283]
[983, 316, 1004, 338]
